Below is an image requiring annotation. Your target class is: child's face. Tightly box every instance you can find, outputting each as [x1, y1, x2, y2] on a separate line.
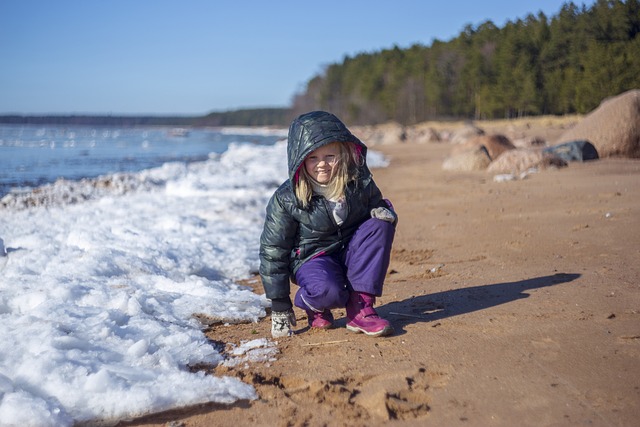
[304, 142, 340, 184]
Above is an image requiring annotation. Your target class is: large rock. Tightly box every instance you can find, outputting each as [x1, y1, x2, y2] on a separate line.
[405, 126, 441, 144]
[352, 122, 406, 145]
[450, 123, 485, 144]
[558, 89, 640, 158]
[444, 134, 516, 172]
[454, 134, 516, 160]
[443, 145, 492, 171]
[487, 149, 567, 175]
[543, 140, 599, 162]
[512, 135, 547, 149]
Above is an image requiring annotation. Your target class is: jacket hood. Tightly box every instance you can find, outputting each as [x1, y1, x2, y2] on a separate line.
[287, 111, 369, 183]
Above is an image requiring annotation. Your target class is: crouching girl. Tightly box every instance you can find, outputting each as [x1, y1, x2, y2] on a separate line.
[260, 111, 397, 338]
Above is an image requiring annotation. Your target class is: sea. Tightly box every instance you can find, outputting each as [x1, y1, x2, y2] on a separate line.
[0, 124, 287, 198]
[0, 123, 388, 425]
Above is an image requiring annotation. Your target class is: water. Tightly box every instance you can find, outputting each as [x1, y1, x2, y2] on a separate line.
[0, 124, 286, 197]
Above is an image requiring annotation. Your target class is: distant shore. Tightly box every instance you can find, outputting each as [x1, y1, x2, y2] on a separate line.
[0, 107, 292, 127]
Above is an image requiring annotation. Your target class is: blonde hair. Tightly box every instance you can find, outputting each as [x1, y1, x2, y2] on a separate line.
[295, 141, 362, 208]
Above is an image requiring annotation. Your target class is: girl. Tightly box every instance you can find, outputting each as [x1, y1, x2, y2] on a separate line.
[259, 111, 397, 338]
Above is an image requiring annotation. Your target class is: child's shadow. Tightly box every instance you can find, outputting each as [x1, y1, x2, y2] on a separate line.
[378, 273, 580, 335]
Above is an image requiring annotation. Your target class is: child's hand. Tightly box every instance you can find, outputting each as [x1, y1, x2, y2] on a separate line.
[371, 207, 397, 224]
[271, 309, 297, 338]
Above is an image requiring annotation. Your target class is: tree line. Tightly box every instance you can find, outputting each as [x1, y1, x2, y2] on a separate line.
[292, 0, 640, 124]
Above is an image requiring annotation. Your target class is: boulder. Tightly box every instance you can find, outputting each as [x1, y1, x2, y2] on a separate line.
[450, 123, 485, 144]
[558, 89, 640, 158]
[513, 136, 547, 149]
[543, 140, 599, 162]
[455, 134, 516, 160]
[487, 149, 567, 175]
[352, 122, 406, 145]
[443, 145, 492, 171]
[405, 126, 441, 144]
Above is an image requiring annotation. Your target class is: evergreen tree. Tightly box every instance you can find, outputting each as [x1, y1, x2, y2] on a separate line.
[291, 0, 639, 124]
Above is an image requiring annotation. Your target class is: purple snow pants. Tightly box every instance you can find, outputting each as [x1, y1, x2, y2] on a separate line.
[293, 218, 395, 313]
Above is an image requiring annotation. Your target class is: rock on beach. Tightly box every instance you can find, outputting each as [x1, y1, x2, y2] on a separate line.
[558, 89, 640, 158]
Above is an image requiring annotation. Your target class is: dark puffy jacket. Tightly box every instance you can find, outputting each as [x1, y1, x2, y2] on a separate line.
[259, 111, 389, 302]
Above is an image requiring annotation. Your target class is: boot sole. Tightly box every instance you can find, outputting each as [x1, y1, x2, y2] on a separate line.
[346, 324, 394, 337]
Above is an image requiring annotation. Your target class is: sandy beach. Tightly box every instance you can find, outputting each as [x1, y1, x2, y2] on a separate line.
[119, 118, 640, 427]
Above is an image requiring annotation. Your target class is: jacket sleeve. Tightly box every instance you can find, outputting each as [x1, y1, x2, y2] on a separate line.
[367, 179, 398, 224]
[366, 179, 393, 209]
[259, 189, 298, 301]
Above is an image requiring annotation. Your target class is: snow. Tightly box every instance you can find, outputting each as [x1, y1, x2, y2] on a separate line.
[0, 138, 388, 425]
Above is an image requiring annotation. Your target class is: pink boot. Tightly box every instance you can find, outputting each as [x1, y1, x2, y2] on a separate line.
[307, 309, 334, 329]
[346, 292, 393, 337]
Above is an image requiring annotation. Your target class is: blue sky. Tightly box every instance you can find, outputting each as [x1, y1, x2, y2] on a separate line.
[0, 0, 590, 115]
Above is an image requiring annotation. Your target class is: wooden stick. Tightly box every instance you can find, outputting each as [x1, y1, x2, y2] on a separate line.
[301, 339, 350, 347]
[389, 309, 443, 319]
